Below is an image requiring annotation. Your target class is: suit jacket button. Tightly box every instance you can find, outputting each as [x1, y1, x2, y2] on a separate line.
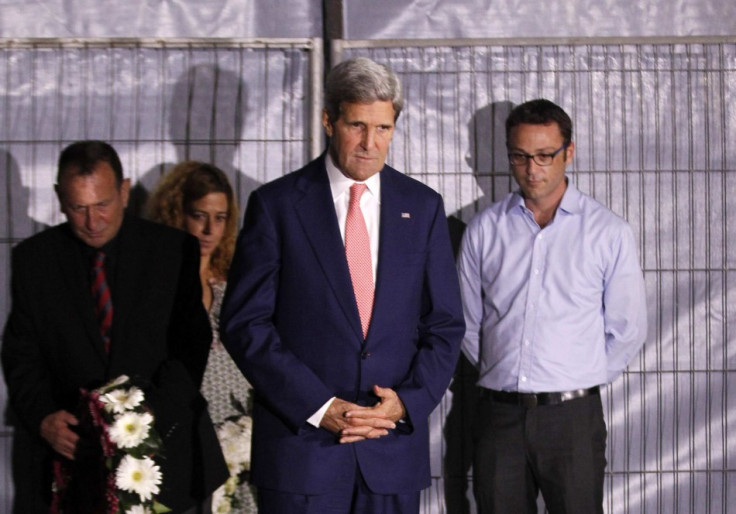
[361, 352, 371, 359]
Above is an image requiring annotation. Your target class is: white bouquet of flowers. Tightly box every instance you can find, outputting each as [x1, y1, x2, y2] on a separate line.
[211, 394, 253, 513]
[51, 375, 170, 514]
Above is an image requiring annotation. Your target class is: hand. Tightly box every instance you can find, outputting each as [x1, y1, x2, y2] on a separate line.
[320, 394, 398, 444]
[319, 398, 367, 436]
[339, 385, 406, 444]
[40, 410, 80, 460]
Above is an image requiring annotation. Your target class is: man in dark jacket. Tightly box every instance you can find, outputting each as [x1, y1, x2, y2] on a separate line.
[2, 140, 228, 513]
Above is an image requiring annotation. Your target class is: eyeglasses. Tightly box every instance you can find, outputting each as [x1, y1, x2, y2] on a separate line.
[508, 143, 568, 167]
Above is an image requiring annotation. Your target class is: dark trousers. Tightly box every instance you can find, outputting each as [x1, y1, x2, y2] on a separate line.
[258, 464, 420, 514]
[473, 392, 607, 514]
[181, 496, 213, 514]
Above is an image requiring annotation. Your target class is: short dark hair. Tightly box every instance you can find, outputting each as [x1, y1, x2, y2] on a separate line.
[57, 140, 124, 186]
[324, 57, 404, 123]
[505, 99, 573, 146]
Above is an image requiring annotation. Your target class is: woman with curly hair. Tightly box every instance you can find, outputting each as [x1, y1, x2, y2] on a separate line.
[148, 161, 255, 513]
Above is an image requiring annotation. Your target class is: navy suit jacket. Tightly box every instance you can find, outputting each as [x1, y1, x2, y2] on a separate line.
[221, 156, 465, 495]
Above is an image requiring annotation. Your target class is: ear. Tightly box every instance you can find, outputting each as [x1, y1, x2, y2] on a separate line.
[322, 109, 333, 138]
[565, 141, 575, 161]
[120, 178, 131, 207]
[54, 184, 64, 211]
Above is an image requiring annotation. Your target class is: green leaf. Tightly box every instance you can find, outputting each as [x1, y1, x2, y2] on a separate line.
[153, 500, 172, 513]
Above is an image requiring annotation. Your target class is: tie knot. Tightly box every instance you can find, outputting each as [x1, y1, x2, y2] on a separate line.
[93, 251, 106, 269]
[350, 183, 367, 206]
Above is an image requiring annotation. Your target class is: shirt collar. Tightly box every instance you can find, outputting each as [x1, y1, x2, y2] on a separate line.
[557, 180, 582, 215]
[325, 153, 381, 203]
[508, 177, 581, 216]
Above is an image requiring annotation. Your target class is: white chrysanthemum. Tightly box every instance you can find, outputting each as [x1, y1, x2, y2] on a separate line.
[101, 387, 145, 414]
[221, 435, 249, 475]
[211, 484, 232, 513]
[115, 455, 162, 501]
[126, 505, 152, 514]
[236, 415, 252, 431]
[216, 420, 242, 441]
[109, 411, 153, 448]
[224, 474, 239, 495]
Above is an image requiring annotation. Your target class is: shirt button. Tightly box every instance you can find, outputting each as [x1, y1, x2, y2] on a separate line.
[524, 339, 530, 346]
[521, 376, 527, 382]
[534, 269, 540, 275]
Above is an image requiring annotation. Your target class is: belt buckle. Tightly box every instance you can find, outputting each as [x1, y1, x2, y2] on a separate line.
[560, 390, 576, 402]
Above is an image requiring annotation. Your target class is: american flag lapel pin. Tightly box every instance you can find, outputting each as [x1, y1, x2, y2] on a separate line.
[401, 212, 411, 219]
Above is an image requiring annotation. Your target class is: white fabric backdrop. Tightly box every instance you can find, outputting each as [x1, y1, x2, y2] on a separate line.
[0, 39, 317, 512]
[0, 0, 322, 38]
[345, 0, 736, 39]
[0, 0, 733, 39]
[335, 41, 735, 513]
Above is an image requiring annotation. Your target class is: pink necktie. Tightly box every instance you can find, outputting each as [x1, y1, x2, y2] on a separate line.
[345, 183, 374, 339]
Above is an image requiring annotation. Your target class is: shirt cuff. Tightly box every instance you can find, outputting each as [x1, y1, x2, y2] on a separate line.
[307, 397, 336, 427]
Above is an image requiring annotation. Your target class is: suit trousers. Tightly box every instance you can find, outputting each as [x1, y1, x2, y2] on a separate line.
[472, 391, 607, 514]
[180, 496, 213, 514]
[258, 459, 420, 514]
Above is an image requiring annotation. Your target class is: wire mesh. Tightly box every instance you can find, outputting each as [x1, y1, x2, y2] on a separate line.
[336, 38, 736, 514]
[0, 37, 318, 514]
[1, 36, 735, 513]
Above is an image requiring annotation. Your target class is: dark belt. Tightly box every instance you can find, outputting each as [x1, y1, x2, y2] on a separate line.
[480, 386, 600, 408]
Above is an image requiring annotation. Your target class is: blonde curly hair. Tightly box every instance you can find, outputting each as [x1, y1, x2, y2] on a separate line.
[147, 161, 238, 279]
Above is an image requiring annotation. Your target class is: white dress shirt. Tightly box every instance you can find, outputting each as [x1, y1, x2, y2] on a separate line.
[326, 153, 381, 282]
[308, 154, 382, 426]
[457, 181, 648, 393]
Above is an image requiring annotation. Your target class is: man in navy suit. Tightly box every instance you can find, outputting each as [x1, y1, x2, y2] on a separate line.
[220, 57, 465, 513]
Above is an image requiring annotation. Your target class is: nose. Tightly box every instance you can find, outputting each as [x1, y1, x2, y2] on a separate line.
[524, 157, 543, 175]
[203, 217, 212, 234]
[85, 207, 100, 230]
[360, 127, 376, 149]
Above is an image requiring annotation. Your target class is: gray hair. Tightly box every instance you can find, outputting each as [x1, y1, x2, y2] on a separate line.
[324, 57, 403, 123]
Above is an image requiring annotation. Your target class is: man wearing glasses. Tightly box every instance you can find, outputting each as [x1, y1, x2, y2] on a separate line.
[457, 99, 647, 513]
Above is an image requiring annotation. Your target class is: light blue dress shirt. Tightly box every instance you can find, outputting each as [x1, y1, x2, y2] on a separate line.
[457, 181, 647, 393]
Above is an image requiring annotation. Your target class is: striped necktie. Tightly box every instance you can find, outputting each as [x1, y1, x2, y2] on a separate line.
[91, 251, 113, 353]
[345, 183, 374, 339]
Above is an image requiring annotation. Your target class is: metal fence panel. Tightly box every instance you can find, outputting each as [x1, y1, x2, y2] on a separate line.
[0, 37, 320, 513]
[1, 35, 735, 514]
[335, 38, 736, 514]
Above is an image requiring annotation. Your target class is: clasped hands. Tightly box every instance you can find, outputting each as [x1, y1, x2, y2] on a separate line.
[320, 385, 406, 444]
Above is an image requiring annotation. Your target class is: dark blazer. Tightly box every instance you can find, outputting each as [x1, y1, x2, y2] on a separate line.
[221, 156, 465, 495]
[2, 215, 228, 513]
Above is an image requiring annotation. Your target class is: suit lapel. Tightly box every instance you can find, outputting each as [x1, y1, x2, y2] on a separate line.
[55, 228, 109, 364]
[372, 167, 416, 339]
[293, 160, 364, 340]
[110, 217, 146, 361]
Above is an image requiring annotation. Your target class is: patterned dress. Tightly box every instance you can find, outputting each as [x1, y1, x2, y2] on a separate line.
[200, 279, 257, 513]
